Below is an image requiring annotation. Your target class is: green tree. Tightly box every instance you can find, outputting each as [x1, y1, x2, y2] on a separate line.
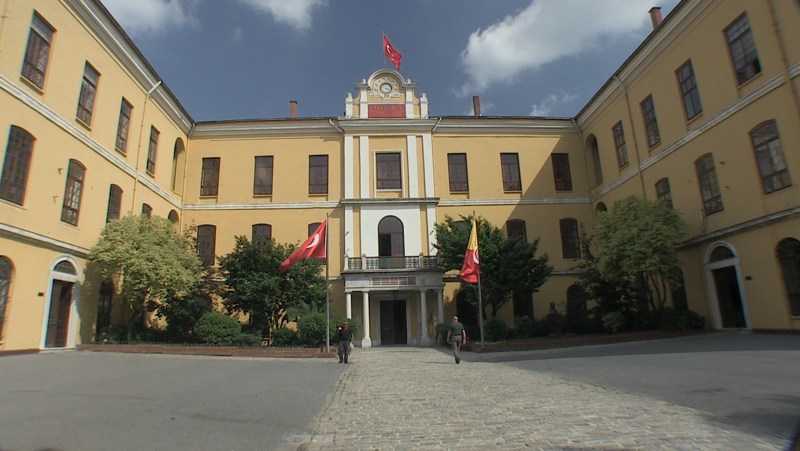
[434, 215, 552, 318]
[594, 196, 686, 312]
[218, 236, 325, 333]
[88, 214, 203, 340]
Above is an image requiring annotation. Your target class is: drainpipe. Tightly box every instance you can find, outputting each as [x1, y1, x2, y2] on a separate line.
[767, 0, 800, 127]
[571, 118, 595, 227]
[613, 75, 647, 199]
[0, 0, 12, 52]
[179, 122, 195, 232]
[130, 81, 161, 212]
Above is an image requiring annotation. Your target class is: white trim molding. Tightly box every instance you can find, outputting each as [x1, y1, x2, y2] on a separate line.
[0, 222, 90, 257]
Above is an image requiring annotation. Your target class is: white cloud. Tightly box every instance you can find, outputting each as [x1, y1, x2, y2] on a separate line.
[238, 0, 328, 31]
[530, 91, 578, 116]
[231, 27, 243, 41]
[459, 0, 656, 95]
[102, 0, 196, 37]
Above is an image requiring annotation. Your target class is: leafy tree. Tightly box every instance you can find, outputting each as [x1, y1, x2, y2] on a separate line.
[218, 235, 325, 333]
[594, 196, 686, 312]
[434, 215, 552, 318]
[194, 312, 241, 344]
[88, 214, 203, 340]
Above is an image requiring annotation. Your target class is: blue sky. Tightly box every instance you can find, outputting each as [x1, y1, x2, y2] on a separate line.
[101, 0, 680, 122]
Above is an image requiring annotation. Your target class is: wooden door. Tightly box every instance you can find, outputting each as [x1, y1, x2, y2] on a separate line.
[380, 300, 407, 345]
[46, 280, 73, 347]
[712, 266, 746, 328]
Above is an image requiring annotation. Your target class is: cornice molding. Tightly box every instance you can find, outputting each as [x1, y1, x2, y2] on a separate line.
[0, 222, 90, 257]
[342, 198, 440, 206]
[678, 206, 800, 249]
[64, 0, 193, 133]
[433, 120, 578, 136]
[183, 201, 339, 211]
[439, 197, 589, 207]
[0, 73, 183, 210]
[337, 119, 439, 133]
[191, 121, 341, 139]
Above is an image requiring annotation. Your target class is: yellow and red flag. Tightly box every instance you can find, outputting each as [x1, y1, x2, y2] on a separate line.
[460, 218, 480, 283]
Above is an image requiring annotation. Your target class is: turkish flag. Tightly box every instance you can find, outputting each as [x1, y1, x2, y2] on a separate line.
[383, 35, 402, 70]
[280, 219, 327, 273]
[460, 218, 480, 284]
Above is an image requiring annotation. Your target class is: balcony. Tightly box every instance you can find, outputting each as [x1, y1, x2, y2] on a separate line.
[345, 255, 440, 271]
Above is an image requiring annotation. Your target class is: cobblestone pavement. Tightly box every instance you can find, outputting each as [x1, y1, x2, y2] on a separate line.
[301, 347, 786, 451]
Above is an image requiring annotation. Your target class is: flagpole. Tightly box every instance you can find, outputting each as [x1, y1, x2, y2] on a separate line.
[325, 213, 330, 353]
[473, 211, 485, 347]
[382, 32, 387, 69]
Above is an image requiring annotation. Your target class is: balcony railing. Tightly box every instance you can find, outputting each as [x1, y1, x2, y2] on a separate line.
[346, 255, 440, 271]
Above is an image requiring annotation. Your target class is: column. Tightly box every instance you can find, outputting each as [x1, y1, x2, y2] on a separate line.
[362, 291, 372, 348]
[419, 290, 430, 346]
[437, 289, 444, 326]
[346, 292, 352, 319]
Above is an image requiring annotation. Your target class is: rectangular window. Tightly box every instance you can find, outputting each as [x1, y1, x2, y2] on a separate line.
[61, 160, 85, 226]
[751, 120, 791, 194]
[146, 127, 159, 174]
[377, 153, 402, 190]
[641, 95, 661, 147]
[106, 184, 122, 222]
[0, 126, 35, 206]
[254, 156, 273, 195]
[726, 14, 761, 86]
[696, 154, 724, 215]
[197, 225, 216, 267]
[115, 99, 132, 153]
[552, 153, 572, 191]
[447, 153, 469, 192]
[612, 122, 629, 167]
[252, 224, 272, 241]
[21, 13, 54, 89]
[76, 63, 99, 125]
[501, 153, 521, 191]
[309, 155, 328, 194]
[559, 218, 580, 259]
[506, 220, 527, 241]
[96, 282, 113, 335]
[656, 178, 673, 209]
[200, 157, 220, 196]
[677, 60, 702, 120]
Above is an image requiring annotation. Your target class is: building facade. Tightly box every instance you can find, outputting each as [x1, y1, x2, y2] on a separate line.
[1, 0, 798, 352]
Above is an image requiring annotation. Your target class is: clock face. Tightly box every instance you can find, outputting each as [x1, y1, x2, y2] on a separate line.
[380, 83, 392, 94]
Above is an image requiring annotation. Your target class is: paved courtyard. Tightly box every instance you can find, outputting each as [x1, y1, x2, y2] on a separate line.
[303, 340, 792, 450]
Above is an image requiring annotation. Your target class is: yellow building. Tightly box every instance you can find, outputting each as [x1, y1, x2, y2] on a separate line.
[1, 0, 798, 352]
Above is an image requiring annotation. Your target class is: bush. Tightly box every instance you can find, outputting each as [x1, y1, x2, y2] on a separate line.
[435, 323, 450, 345]
[330, 313, 360, 343]
[194, 312, 242, 344]
[271, 327, 297, 346]
[602, 311, 626, 333]
[656, 308, 705, 331]
[513, 316, 535, 339]
[484, 316, 508, 342]
[106, 324, 127, 343]
[532, 317, 549, 337]
[464, 324, 481, 343]
[297, 311, 327, 346]
[235, 331, 262, 347]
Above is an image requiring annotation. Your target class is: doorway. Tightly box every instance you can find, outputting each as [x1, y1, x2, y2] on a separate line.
[712, 266, 746, 328]
[378, 216, 404, 269]
[46, 280, 74, 348]
[380, 300, 407, 345]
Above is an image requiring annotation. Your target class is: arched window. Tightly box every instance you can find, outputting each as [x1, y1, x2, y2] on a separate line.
[54, 260, 77, 275]
[61, 160, 85, 226]
[252, 224, 271, 241]
[141, 203, 152, 217]
[586, 135, 602, 188]
[171, 138, 185, 193]
[168, 210, 179, 225]
[751, 120, 791, 194]
[709, 245, 734, 263]
[595, 202, 607, 216]
[506, 219, 527, 241]
[378, 216, 404, 258]
[106, 185, 122, 222]
[308, 222, 322, 237]
[0, 257, 12, 339]
[777, 238, 800, 316]
[0, 126, 35, 205]
[197, 225, 216, 267]
[656, 178, 673, 209]
[559, 218, 580, 259]
[567, 284, 587, 311]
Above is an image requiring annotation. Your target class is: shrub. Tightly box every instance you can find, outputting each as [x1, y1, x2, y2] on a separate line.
[435, 323, 450, 345]
[271, 327, 297, 347]
[513, 316, 535, 339]
[602, 311, 626, 333]
[194, 312, 242, 344]
[532, 317, 549, 337]
[235, 331, 262, 347]
[464, 324, 481, 343]
[330, 313, 361, 342]
[297, 311, 327, 346]
[656, 308, 705, 331]
[106, 324, 127, 343]
[484, 316, 508, 342]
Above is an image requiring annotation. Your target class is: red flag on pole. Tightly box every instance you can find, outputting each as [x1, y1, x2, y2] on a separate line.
[460, 218, 480, 283]
[280, 219, 327, 273]
[383, 35, 402, 70]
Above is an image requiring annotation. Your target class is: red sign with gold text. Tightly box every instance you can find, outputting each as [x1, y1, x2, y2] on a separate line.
[368, 104, 405, 118]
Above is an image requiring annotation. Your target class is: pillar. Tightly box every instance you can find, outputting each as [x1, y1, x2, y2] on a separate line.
[346, 292, 352, 319]
[437, 289, 444, 326]
[419, 290, 430, 346]
[362, 291, 372, 348]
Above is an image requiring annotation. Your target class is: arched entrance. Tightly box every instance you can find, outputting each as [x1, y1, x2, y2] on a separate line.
[455, 290, 478, 328]
[378, 216, 404, 269]
[42, 257, 82, 348]
[705, 243, 747, 329]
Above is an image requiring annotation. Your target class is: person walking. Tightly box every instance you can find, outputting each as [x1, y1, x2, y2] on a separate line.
[446, 315, 467, 364]
[337, 321, 354, 364]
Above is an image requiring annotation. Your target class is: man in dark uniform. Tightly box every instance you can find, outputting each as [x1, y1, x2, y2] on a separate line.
[446, 315, 467, 364]
[337, 321, 353, 364]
